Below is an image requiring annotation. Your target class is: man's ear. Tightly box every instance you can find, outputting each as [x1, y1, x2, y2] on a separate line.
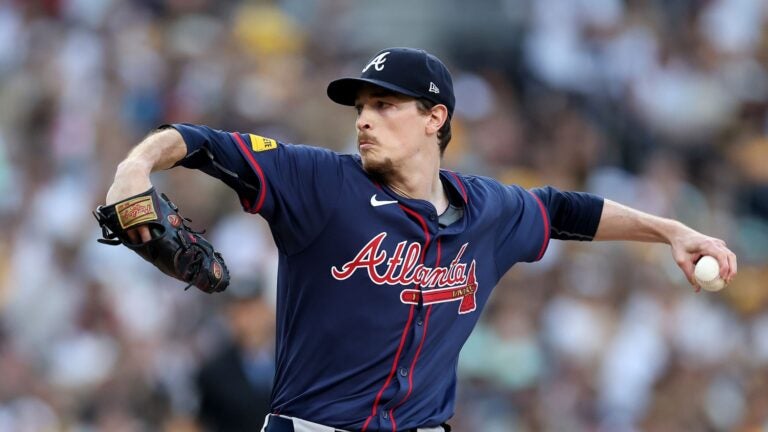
[426, 104, 449, 135]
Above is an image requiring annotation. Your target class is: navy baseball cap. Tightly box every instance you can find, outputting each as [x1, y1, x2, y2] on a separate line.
[327, 47, 455, 116]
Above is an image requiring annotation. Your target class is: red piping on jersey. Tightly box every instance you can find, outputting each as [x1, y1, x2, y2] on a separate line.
[389, 218, 442, 432]
[390, 408, 397, 432]
[398, 206, 431, 254]
[389, 305, 434, 431]
[448, 171, 468, 203]
[362, 206, 431, 432]
[388, 238, 441, 430]
[231, 133, 267, 213]
[528, 192, 551, 261]
[361, 305, 415, 432]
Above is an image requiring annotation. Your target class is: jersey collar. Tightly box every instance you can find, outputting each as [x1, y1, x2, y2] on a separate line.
[352, 154, 468, 207]
[439, 169, 468, 207]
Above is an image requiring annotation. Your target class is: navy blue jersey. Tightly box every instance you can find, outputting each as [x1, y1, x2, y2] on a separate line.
[170, 123, 603, 431]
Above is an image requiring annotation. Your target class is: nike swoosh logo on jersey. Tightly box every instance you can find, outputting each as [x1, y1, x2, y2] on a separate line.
[370, 194, 398, 207]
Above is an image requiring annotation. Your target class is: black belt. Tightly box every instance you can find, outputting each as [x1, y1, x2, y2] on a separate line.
[263, 415, 451, 432]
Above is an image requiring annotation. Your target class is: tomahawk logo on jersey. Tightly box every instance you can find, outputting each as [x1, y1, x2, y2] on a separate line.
[168, 123, 604, 431]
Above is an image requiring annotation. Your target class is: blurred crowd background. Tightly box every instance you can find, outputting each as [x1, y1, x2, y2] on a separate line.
[1, 0, 767, 431]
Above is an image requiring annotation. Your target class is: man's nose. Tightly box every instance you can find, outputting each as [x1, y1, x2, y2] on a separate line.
[356, 106, 372, 131]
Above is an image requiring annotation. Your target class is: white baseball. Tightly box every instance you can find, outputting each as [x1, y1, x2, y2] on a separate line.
[694, 255, 726, 292]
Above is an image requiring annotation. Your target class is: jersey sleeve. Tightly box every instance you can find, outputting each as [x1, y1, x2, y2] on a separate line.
[529, 186, 604, 241]
[169, 123, 260, 203]
[169, 123, 344, 255]
[494, 184, 552, 273]
[494, 184, 605, 273]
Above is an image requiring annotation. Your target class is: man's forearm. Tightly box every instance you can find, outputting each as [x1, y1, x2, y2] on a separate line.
[593, 199, 688, 243]
[106, 128, 187, 205]
[117, 128, 187, 176]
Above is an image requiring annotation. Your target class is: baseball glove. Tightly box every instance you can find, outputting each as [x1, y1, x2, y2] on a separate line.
[93, 187, 229, 293]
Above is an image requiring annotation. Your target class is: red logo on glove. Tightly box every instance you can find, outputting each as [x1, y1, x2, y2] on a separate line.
[167, 215, 182, 227]
[116, 196, 157, 228]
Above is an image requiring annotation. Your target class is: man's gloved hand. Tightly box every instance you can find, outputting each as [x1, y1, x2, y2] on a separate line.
[94, 187, 229, 293]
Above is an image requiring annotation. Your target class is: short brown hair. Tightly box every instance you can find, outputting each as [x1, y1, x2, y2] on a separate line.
[416, 98, 452, 156]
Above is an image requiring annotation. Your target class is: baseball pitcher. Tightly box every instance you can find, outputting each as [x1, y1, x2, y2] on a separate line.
[98, 48, 737, 432]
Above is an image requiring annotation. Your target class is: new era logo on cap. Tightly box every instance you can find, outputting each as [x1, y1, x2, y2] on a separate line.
[327, 47, 455, 116]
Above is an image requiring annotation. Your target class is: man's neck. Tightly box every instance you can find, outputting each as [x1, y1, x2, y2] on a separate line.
[384, 160, 448, 214]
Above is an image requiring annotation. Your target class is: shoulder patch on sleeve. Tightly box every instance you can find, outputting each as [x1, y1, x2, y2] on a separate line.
[249, 134, 277, 152]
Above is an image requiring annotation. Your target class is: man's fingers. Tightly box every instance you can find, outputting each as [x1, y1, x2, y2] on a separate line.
[725, 251, 738, 283]
[138, 225, 152, 243]
[676, 234, 737, 290]
[126, 230, 140, 244]
[679, 259, 697, 287]
[715, 253, 730, 280]
[125, 226, 152, 244]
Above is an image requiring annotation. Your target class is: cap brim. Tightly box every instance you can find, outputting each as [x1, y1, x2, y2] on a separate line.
[327, 78, 422, 106]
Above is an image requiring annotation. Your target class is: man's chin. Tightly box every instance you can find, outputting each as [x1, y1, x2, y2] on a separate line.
[361, 156, 394, 179]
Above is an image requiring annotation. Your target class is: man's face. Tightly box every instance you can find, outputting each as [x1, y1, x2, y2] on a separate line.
[354, 86, 431, 176]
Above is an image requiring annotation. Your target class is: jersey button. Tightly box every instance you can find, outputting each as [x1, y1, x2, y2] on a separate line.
[429, 213, 436, 221]
[417, 318, 424, 326]
[382, 411, 389, 419]
[399, 367, 408, 377]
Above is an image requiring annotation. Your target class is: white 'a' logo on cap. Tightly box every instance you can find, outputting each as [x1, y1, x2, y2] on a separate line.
[362, 52, 390, 73]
